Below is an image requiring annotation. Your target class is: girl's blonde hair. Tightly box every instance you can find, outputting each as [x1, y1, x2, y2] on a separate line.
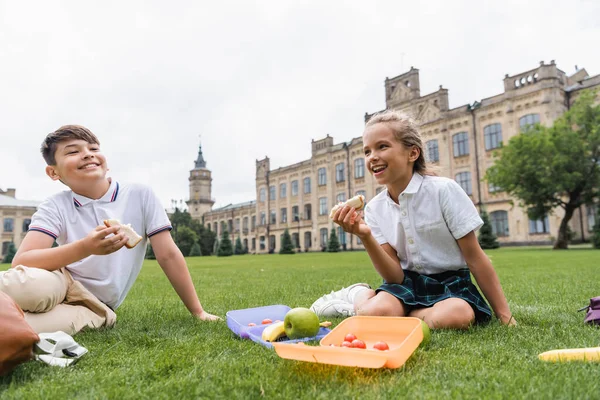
[365, 110, 437, 176]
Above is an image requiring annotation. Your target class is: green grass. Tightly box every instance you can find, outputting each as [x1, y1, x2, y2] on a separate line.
[2, 249, 600, 399]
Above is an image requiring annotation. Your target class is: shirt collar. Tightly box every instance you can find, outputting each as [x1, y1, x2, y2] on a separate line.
[384, 172, 424, 203]
[72, 179, 119, 208]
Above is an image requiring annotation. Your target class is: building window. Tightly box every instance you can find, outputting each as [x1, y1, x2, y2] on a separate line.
[292, 233, 300, 249]
[291, 180, 298, 196]
[304, 204, 312, 220]
[270, 210, 276, 225]
[319, 197, 327, 215]
[269, 235, 276, 251]
[234, 218, 240, 232]
[251, 216, 256, 230]
[269, 186, 276, 201]
[292, 205, 299, 221]
[490, 211, 509, 237]
[3, 218, 14, 233]
[455, 172, 472, 195]
[280, 183, 287, 199]
[488, 182, 502, 194]
[259, 236, 266, 250]
[213, 222, 217, 233]
[355, 190, 366, 199]
[320, 228, 328, 248]
[335, 163, 345, 183]
[22, 218, 31, 232]
[336, 193, 346, 204]
[281, 208, 287, 223]
[1, 242, 10, 256]
[304, 232, 312, 250]
[426, 140, 439, 162]
[519, 114, 540, 131]
[529, 214, 550, 234]
[228, 219, 233, 233]
[354, 158, 365, 178]
[259, 187, 266, 202]
[484, 123, 502, 150]
[252, 238, 256, 250]
[338, 226, 346, 246]
[243, 238, 248, 250]
[587, 205, 597, 231]
[260, 212, 266, 226]
[318, 168, 327, 186]
[303, 177, 311, 194]
[453, 132, 469, 157]
[243, 217, 249, 232]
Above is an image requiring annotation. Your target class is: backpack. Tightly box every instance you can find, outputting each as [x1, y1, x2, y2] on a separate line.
[579, 296, 600, 326]
[0, 291, 39, 375]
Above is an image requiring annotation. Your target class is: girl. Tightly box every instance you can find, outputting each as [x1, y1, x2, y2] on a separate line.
[310, 111, 515, 329]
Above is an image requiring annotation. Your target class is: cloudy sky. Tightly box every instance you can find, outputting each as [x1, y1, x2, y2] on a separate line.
[1, 0, 599, 209]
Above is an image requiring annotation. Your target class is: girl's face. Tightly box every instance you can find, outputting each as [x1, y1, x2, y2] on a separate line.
[363, 123, 418, 188]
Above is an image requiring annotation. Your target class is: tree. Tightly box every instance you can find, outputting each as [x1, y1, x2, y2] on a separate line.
[172, 225, 197, 256]
[328, 229, 340, 253]
[279, 229, 295, 254]
[217, 229, 233, 257]
[234, 237, 244, 255]
[2, 242, 16, 264]
[486, 91, 600, 249]
[145, 243, 156, 260]
[593, 206, 600, 249]
[189, 241, 202, 257]
[478, 211, 499, 249]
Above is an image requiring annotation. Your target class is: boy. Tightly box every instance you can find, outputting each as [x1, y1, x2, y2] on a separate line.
[0, 125, 219, 335]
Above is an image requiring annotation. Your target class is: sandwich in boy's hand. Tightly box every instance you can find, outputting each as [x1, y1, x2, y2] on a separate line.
[329, 194, 365, 219]
[103, 219, 143, 249]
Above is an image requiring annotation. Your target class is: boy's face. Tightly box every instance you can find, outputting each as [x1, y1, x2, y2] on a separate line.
[45, 139, 108, 186]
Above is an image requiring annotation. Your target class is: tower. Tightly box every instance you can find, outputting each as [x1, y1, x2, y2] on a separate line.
[186, 141, 215, 221]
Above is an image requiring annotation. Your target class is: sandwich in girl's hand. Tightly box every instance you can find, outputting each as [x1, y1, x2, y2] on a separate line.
[103, 219, 143, 249]
[329, 194, 365, 219]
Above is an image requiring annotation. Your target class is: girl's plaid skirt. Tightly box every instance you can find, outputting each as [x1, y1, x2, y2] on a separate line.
[376, 268, 492, 324]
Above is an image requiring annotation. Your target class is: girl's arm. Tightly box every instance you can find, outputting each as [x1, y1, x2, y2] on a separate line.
[457, 231, 516, 326]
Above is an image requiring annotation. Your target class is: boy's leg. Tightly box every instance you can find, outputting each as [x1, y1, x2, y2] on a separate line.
[408, 298, 475, 329]
[24, 304, 107, 335]
[0, 265, 67, 312]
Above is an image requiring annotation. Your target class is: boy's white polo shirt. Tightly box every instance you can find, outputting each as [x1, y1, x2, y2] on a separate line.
[364, 173, 483, 275]
[29, 178, 172, 309]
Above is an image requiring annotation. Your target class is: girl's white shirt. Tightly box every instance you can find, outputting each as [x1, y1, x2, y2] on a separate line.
[364, 173, 483, 275]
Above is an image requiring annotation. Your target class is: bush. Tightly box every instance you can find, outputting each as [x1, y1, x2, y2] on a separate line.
[279, 229, 295, 255]
[218, 230, 233, 257]
[327, 229, 340, 253]
[478, 211, 499, 249]
[2, 242, 17, 264]
[189, 242, 202, 257]
[234, 237, 244, 255]
[145, 243, 156, 259]
[593, 207, 600, 249]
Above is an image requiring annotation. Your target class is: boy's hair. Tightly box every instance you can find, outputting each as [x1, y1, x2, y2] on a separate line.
[41, 125, 100, 165]
[365, 110, 437, 176]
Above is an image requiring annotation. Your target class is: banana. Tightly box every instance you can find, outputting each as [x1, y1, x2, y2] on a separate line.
[261, 321, 286, 342]
[538, 347, 600, 362]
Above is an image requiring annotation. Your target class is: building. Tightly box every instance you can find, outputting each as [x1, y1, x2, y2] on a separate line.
[0, 188, 40, 257]
[193, 60, 600, 253]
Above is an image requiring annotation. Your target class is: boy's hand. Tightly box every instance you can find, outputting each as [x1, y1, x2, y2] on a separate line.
[81, 225, 129, 255]
[333, 206, 371, 240]
[194, 310, 222, 321]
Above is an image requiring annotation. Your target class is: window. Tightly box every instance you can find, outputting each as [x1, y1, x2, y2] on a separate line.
[488, 182, 502, 194]
[269, 186, 276, 201]
[234, 218, 240, 232]
[3, 218, 14, 233]
[320, 228, 328, 248]
[484, 123, 502, 150]
[221, 221, 227, 233]
[354, 158, 365, 178]
[453, 132, 469, 157]
[260, 212, 266, 226]
[304, 232, 312, 250]
[490, 211, 509, 237]
[251, 216, 256, 230]
[252, 238, 256, 250]
[269, 235, 276, 251]
[1, 242, 10, 256]
[243, 217, 248, 232]
[338, 226, 346, 246]
[336, 193, 346, 204]
[529, 214, 550, 234]
[519, 114, 540, 131]
[270, 210, 276, 224]
[291, 180, 298, 196]
[292, 205, 299, 221]
[587, 205, 597, 231]
[456, 172, 472, 195]
[426, 140, 439, 162]
[228, 219, 233, 233]
[319, 197, 327, 215]
[259, 236, 266, 250]
[22, 218, 31, 232]
[335, 163, 345, 182]
[355, 190, 366, 199]
[303, 177, 311, 194]
[318, 168, 327, 186]
[243, 238, 248, 250]
[292, 233, 300, 249]
[304, 204, 312, 220]
[259, 187, 266, 202]
[281, 208, 287, 223]
[213, 222, 217, 233]
[280, 183, 287, 199]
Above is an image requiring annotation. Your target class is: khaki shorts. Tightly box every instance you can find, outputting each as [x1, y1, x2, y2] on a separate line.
[0, 265, 116, 335]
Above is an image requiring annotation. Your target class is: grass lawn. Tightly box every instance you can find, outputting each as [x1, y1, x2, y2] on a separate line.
[2, 248, 600, 399]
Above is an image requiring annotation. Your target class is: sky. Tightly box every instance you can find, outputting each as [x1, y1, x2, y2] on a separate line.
[1, 0, 599, 209]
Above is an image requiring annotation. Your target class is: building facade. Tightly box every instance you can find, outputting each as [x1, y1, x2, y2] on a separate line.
[194, 60, 600, 253]
[0, 188, 39, 258]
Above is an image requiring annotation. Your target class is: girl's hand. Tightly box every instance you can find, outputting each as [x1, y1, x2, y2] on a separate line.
[195, 310, 222, 321]
[333, 205, 371, 239]
[499, 314, 517, 326]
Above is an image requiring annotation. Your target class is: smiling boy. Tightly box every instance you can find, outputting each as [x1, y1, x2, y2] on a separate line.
[0, 125, 219, 334]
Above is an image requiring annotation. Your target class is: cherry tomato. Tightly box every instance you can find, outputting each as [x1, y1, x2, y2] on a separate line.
[344, 333, 357, 342]
[373, 341, 389, 351]
[261, 318, 273, 325]
[248, 322, 256, 326]
[341, 341, 353, 347]
[351, 339, 366, 349]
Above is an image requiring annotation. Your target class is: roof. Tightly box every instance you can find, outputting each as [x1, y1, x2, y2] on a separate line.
[210, 200, 256, 212]
[0, 194, 40, 208]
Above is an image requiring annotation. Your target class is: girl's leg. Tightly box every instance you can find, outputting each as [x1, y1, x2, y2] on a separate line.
[409, 298, 475, 329]
[354, 290, 408, 317]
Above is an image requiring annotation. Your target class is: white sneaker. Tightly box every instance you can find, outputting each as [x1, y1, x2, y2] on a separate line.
[311, 283, 371, 306]
[310, 299, 356, 318]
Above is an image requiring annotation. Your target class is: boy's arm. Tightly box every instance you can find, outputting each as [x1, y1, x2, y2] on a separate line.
[457, 231, 516, 326]
[150, 230, 221, 321]
[12, 226, 128, 271]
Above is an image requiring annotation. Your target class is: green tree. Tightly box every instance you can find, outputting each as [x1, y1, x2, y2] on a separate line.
[2, 242, 17, 264]
[478, 211, 499, 249]
[486, 91, 600, 249]
[234, 237, 244, 255]
[145, 243, 156, 260]
[279, 229, 295, 254]
[218, 229, 233, 257]
[189, 241, 202, 257]
[189, 219, 216, 256]
[327, 229, 340, 253]
[173, 225, 197, 256]
[593, 206, 600, 249]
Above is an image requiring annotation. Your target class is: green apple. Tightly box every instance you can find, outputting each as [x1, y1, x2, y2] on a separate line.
[420, 320, 431, 346]
[284, 308, 320, 339]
